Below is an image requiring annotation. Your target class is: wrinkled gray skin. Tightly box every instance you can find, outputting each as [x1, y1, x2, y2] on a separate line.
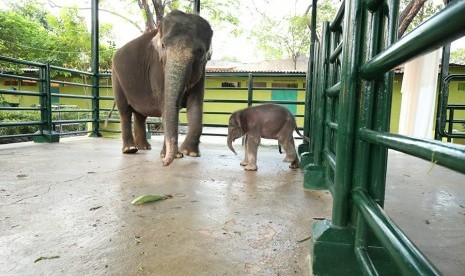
[227, 104, 310, 171]
[112, 10, 213, 166]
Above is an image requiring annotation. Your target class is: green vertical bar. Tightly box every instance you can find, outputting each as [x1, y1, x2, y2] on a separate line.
[44, 64, 53, 132]
[435, 44, 451, 141]
[332, 0, 365, 227]
[247, 73, 253, 107]
[309, 42, 320, 152]
[314, 22, 330, 166]
[353, 4, 382, 257]
[34, 63, 59, 143]
[303, 0, 318, 140]
[369, 0, 399, 207]
[89, 0, 102, 137]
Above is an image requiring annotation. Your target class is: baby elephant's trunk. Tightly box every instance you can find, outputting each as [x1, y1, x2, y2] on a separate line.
[227, 136, 237, 155]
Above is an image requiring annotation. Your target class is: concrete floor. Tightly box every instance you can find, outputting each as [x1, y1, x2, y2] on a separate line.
[0, 136, 464, 275]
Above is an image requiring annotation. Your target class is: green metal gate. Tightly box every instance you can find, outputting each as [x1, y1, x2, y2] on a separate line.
[301, 0, 465, 274]
[435, 44, 465, 143]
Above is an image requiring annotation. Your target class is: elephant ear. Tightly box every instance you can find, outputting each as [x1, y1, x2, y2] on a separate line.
[152, 32, 163, 62]
[206, 42, 213, 61]
[234, 112, 242, 130]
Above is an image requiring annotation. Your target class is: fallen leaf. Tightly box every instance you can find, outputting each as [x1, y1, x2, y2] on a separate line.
[131, 194, 172, 205]
[89, 206, 102, 211]
[34, 256, 60, 263]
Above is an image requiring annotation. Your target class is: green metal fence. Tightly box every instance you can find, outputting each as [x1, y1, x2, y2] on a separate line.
[301, 0, 465, 274]
[0, 56, 115, 143]
[435, 72, 465, 142]
[0, 56, 305, 142]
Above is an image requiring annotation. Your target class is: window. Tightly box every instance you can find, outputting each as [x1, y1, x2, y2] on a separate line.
[271, 83, 298, 88]
[221, 81, 241, 88]
[3, 80, 18, 86]
[253, 82, 267, 88]
[21, 80, 37, 86]
[458, 83, 465, 91]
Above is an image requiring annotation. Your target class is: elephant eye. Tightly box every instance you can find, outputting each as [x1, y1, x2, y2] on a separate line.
[194, 48, 204, 59]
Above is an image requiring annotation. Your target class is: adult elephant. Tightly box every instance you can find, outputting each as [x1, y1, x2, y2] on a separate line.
[112, 10, 213, 166]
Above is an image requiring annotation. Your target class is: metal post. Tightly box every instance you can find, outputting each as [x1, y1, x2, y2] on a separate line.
[247, 73, 253, 107]
[33, 63, 59, 143]
[90, 0, 102, 137]
[193, 0, 200, 14]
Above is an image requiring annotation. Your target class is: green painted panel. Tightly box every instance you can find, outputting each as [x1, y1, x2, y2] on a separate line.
[271, 89, 297, 114]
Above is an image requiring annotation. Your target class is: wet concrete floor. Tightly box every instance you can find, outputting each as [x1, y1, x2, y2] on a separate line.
[0, 136, 464, 275]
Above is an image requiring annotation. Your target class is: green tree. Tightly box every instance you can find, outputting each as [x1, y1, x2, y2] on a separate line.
[451, 48, 465, 64]
[251, 0, 337, 69]
[399, 0, 443, 38]
[0, 1, 116, 71]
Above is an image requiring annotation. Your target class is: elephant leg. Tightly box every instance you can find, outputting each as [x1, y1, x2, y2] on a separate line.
[240, 134, 249, 166]
[112, 80, 137, 154]
[280, 137, 299, 169]
[244, 134, 260, 171]
[133, 112, 151, 150]
[180, 81, 204, 157]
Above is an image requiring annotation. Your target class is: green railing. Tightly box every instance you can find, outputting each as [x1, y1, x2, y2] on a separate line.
[302, 0, 465, 274]
[435, 74, 465, 142]
[0, 55, 116, 142]
[1, 55, 306, 142]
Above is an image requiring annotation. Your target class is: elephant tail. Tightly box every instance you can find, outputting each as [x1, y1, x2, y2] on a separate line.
[104, 102, 116, 128]
[295, 127, 310, 142]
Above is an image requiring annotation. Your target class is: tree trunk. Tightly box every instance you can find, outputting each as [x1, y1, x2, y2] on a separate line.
[152, 0, 165, 26]
[398, 0, 428, 38]
[137, 0, 156, 31]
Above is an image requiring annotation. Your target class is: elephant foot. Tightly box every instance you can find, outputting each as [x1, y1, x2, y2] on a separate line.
[244, 164, 258, 171]
[240, 159, 248, 166]
[136, 141, 151, 150]
[160, 152, 184, 158]
[289, 161, 300, 169]
[123, 146, 138, 154]
[283, 156, 295, 163]
[180, 149, 200, 157]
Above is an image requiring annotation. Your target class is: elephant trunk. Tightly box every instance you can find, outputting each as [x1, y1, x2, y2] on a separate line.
[162, 53, 193, 166]
[227, 132, 237, 155]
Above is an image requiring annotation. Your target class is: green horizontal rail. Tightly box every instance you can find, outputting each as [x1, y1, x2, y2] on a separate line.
[329, 42, 343, 63]
[0, 55, 44, 67]
[0, 89, 43, 97]
[53, 119, 93, 125]
[0, 107, 42, 111]
[329, 1, 345, 31]
[359, 128, 465, 174]
[51, 80, 93, 88]
[353, 189, 441, 275]
[51, 109, 93, 113]
[360, 0, 465, 80]
[0, 133, 42, 139]
[326, 82, 341, 97]
[206, 72, 306, 78]
[50, 65, 94, 76]
[51, 93, 93, 100]
[0, 121, 43, 127]
[323, 149, 336, 170]
[58, 130, 92, 136]
[0, 73, 42, 82]
[99, 96, 114, 101]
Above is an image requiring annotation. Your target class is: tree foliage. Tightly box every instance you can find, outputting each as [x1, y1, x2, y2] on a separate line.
[398, 0, 443, 38]
[113, 0, 240, 32]
[451, 48, 465, 64]
[0, 0, 116, 71]
[250, 0, 337, 68]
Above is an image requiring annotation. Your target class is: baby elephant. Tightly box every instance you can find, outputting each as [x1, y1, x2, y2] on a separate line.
[227, 104, 309, 171]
